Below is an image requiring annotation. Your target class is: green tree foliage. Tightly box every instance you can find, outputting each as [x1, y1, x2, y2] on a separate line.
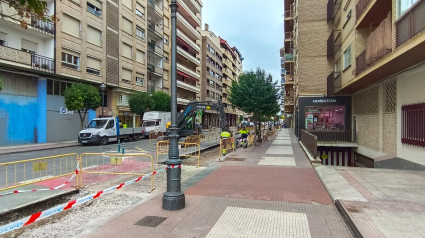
[128, 92, 154, 117]
[64, 83, 101, 130]
[151, 91, 171, 111]
[0, 0, 57, 29]
[228, 68, 280, 138]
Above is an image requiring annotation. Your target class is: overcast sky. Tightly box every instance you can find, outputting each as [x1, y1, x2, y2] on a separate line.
[202, 0, 284, 83]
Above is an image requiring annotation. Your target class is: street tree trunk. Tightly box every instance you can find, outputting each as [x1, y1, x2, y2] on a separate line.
[78, 110, 88, 130]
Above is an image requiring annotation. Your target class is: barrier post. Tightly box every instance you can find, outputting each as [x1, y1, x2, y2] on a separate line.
[122, 141, 125, 154]
[118, 139, 121, 152]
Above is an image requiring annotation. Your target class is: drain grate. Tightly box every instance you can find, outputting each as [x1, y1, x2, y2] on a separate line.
[134, 216, 167, 227]
[225, 157, 246, 161]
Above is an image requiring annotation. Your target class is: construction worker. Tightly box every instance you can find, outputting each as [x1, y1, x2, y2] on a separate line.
[239, 126, 249, 148]
[220, 127, 231, 156]
[166, 121, 171, 129]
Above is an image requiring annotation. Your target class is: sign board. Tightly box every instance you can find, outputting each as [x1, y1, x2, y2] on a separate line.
[307, 114, 313, 119]
[60, 107, 73, 115]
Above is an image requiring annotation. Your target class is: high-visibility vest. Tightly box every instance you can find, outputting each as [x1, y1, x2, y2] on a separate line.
[221, 131, 231, 138]
[239, 129, 249, 135]
[123, 124, 127, 128]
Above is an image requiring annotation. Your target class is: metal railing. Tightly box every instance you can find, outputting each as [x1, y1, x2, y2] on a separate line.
[356, 0, 372, 21]
[354, 50, 366, 75]
[301, 130, 318, 158]
[148, 22, 163, 36]
[285, 32, 294, 40]
[307, 130, 356, 142]
[396, 0, 425, 47]
[147, 64, 163, 75]
[147, 42, 163, 55]
[156, 141, 201, 166]
[147, 85, 167, 93]
[32, 54, 55, 73]
[0, 154, 79, 192]
[31, 16, 55, 35]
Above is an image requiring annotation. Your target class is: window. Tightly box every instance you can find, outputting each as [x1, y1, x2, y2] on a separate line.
[343, 45, 351, 70]
[210, 48, 215, 54]
[136, 49, 145, 63]
[164, 51, 169, 62]
[122, 17, 132, 34]
[136, 73, 144, 86]
[136, 26, 145, 40]
[47, 79, 72, 96]
[87, 25, 101, 46]
[122, 43, 132, 59]
[123, 0, 133, 10]
[21, 39, 37, 54]
[335, 57, 341, 73]
[164, 16, 169, 28]
[163, 69, 169, 80]
[398, 0, 419, 17]
[164, 34, 169, 45]
[87, 57, 101, 75]
[87, 0, 102, 17]
[0, 32, 6, 46]
[61, 48, 80, 70]
[305, 106, 346, 130]
[122, 68, 132, 83]
[136, 3, 145, 18]
[62, 14, 80, 38]
[206, 43, 210, 50]
[343, 10, 351, 28]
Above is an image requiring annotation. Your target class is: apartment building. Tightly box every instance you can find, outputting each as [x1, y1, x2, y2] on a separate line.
[327, 0, 425, 169]
[0, 0, 169, 145]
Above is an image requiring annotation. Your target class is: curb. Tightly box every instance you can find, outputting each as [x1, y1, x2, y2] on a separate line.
[298, 141, 322, 165]
[0, 143, 81, 155]
[335, 199, 363, 238]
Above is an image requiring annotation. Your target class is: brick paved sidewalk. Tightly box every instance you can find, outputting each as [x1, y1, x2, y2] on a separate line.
[84, 129, 352, 238]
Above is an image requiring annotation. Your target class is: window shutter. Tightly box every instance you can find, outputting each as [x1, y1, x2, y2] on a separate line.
[122, 43, 132, 58]
[88, 0, 102, 9]
[21, 39, 38, 52]
[87, 57, 101, 70]
[136, 50, 144, 63]
[122, 68, 132, 80]
[62, 14, 80, 38]
[87, 26, 101, 46]
[123, 0, 133, 9]
[122, 17, 132, 33]
[62, 48, 80, 57]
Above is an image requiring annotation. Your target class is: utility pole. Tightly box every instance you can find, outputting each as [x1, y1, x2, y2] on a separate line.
[162, 0, 185, 211]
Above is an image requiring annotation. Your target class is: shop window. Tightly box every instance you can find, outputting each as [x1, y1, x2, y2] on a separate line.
[305, 106, 346, 130]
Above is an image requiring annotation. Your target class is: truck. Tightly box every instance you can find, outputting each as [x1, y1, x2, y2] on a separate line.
[78, 116, 144, 145]
[141, 111, 171, 138]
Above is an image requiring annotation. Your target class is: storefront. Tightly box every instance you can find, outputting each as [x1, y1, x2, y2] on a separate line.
[296, 96, 352, 138]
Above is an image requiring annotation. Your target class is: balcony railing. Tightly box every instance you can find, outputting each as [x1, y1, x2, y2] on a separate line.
[148, 22, 163, 36]
[354, 50, 366, 75]
[284, 54, 294, 61]
[177, 12, 200, 40]
[177, 46, 200, 66]
[285, 9, 294, 19]
[327, 0, 341, 23]
[0, 45, 54, 73]
[177, 29, 200, 53]
[148, 42, 163, 55]
[301, 130, 318, 158]
[177, 63, 200, 79]
[307, 130, 356, 142]
[30, 16, 55, 35]
[327, 30, 341, 60]
[177, 80, 200, 93]
[32, 54, 54, 73]
[177, 0, 201, 26]
[285, 32, 294, 40]
[396, 0, 425, 47]
[147, 64, 163, 75]
[148, 0, 163, 16]
[356, 0, 372, 21]
[147, 86, 167, 93]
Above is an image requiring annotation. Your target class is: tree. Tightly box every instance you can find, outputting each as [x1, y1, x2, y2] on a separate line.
[64, 83, 101, 130]
[0, 0, 57, 29]
[150, 91, 171, 111]
[228, 68, 280, 141]
[128, 92, 154, 119]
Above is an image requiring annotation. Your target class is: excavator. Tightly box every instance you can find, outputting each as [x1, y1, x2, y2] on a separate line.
[159, 100, 228, 141]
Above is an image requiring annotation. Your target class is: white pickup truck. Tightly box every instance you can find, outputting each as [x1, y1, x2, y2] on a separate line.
[78, 117, 144, 145]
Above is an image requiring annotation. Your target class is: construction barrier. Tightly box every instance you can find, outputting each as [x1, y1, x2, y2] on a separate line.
[200, 132, 220, 143]
[219, 138, 235, 161]
[149, 131, 165, 145]
[155, 141, 201, 167]
[0, 154, 79, 192]
[248, 134, 255, 146]
[79, 153, 155, 192]
[185, 135, 201, 144]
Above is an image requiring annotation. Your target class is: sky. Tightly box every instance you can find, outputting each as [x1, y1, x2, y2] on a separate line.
[202, 0, 284, 83]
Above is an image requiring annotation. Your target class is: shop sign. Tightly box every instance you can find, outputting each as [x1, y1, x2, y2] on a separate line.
[307, 114, 313, 119]
[313, 99, 337, 103]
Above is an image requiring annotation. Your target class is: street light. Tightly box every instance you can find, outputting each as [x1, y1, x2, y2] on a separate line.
[100, 83, 106, 117]
[162, 0, 185, 211]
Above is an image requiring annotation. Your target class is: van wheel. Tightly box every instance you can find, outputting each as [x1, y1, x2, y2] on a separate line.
[100, 136, 108, 145]
[133, 134, 140, 141]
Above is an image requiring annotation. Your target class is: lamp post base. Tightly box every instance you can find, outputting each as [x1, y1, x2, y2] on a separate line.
[162, 191, 185, 210]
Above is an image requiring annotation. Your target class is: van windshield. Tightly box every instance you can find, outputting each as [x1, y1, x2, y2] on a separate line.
[143, 121, 157, 127]
[87, 120, 108, 128]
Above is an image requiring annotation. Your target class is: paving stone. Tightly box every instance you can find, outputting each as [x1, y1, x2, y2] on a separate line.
[266, 146, 294, 155]
[272, 139, 292, 145]
[258, 157, 296, 166]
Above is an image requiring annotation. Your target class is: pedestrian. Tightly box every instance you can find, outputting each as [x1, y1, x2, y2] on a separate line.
[220, 127, 231, 156]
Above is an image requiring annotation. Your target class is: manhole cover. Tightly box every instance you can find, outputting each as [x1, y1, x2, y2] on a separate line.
[134, 216, 167, 227]
[226, 157, 246, 161]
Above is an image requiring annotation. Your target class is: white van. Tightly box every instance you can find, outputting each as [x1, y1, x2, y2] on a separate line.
[142, 111, 171, 137]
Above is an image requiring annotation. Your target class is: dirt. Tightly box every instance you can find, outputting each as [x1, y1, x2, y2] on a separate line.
[181, 146, 220, 167]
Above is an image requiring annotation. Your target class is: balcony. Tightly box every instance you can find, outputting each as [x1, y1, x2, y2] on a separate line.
[177, 46, 200, 66]
[148, 21, 164, 38]
[0, 45, 54, 73]
[281, 68, 286, 76]
[177, 29, 200, 53]
[177, 80, 200, 93]
[284, 54, 294, 61]
[222, 87, 228, 94]
[327, 0, 341, 24]
[177, 12, 200, 41]
[147, 64, 163, 76]
[177, 0, 201, 26]
[147, 86, 167, 93]
[177, 97, 191, 105]
[280, 47, 285, 57]
[148, 0, 163, 16]
[281, 58, 285, 67]
[356, 0, 391, 28]
[327, 71, 342, 96]
[177, 63, 200, 80]
[188, 0, 201, 14]
[327, 30, 341, 60]
[396, 0, 425, 47]
[148, 42, 164, 56]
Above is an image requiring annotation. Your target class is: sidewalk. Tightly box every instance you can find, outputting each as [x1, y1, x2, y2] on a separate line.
[82, 129, 352, 237]
[0, 141, 80, 155]
[316, 166, 425, 238]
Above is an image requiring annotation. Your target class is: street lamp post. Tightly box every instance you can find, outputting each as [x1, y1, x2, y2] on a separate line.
[162, 0, 185, 211]
[100, 83, 106, 117]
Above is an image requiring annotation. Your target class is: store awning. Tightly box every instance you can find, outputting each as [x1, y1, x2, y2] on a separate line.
[177, 70, 198, 81]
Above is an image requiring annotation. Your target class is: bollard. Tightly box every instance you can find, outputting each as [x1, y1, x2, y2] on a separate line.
[118, 139, 121, 152]
[122, 140, 125, 154]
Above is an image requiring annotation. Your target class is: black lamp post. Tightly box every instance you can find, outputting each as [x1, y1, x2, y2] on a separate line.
[162, 0, 185, 211]
[100, 83, 106, 117]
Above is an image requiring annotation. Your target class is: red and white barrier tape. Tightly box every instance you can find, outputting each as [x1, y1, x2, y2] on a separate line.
[0, 165, 181, 235]
[0, 166, 79, 197]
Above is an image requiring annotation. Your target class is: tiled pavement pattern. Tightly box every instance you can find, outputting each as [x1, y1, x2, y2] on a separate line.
[317, 166, 425, 237]
[258, 157, 296, 166]
[86, 129, 353, 237]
